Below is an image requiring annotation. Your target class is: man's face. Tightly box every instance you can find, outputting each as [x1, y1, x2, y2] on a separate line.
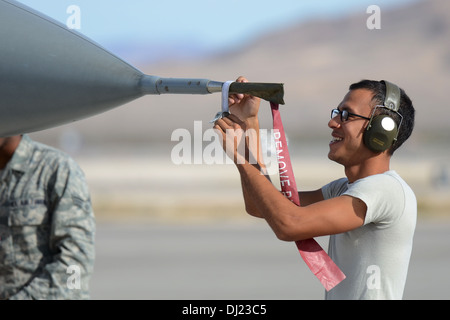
[328, 88, 374, 166]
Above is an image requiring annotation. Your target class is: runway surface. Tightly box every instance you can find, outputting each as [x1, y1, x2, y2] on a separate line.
[89, 218, 450, 300]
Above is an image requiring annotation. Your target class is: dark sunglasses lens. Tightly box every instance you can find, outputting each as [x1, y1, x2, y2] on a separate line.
[341, 110, 348, 121]
[331, 109, 339, 119]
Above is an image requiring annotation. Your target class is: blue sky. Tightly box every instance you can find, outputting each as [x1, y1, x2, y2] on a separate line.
[17, 0, 418, 59]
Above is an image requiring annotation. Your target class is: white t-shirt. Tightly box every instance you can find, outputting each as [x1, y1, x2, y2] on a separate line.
[322, 170, 417, 300]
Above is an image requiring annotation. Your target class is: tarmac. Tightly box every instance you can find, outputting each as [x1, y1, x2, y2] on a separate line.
[76, 147, 450, 300]
[90, 217, 450, 300]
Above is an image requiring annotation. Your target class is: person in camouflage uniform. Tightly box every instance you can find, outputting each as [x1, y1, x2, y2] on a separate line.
[0, 134, 95, 300]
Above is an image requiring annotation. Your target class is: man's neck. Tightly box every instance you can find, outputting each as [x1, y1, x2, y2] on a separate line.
[344, 154, 391, 183]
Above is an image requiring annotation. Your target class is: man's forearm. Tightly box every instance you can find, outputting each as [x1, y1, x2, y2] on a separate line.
[236, 161, 297, 240]
[240, 160, 271, 218]
[237, 118, 273, 218]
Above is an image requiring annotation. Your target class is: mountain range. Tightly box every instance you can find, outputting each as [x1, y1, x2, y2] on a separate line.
[32, 0, 450, 150]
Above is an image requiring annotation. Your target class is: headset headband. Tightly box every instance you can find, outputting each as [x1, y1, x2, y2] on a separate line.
[364, 80, 403, 150]
[381, 80, 401, 112]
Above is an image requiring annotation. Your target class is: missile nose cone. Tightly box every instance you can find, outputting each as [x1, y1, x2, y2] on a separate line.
[0, 0, 145, 136]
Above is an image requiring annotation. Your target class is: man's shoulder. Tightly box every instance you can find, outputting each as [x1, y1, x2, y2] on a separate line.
[353, 170, 410, 194]
[21, 135, 83, 174]
[322, 177, 349, 199]
[27, 136, 75, 161]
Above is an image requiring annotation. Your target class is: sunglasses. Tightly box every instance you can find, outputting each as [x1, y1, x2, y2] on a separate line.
[331, 108, 371, 122]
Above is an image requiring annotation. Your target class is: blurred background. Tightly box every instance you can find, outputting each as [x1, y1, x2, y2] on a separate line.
[16, 0, 450, 299]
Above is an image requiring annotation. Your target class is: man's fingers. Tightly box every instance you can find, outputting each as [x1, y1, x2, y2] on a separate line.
[236, 76, 248, 83]
[226, 113, 244, 125]
[228, 76, 247, 105]
[213, 117, 232, 132]
[213, 114, 245, 138]
[219, 114, 244, 130]
[228, 94, 244, 105]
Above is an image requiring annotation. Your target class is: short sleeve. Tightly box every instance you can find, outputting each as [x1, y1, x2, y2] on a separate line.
[343, 173, 405, 226]
[322, 177, 349, 200]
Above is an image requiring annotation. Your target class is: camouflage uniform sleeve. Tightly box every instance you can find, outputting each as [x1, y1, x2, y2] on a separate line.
[9, 157, 95, 300]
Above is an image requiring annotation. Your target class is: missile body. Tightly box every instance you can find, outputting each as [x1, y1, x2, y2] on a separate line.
[0, 0, 283, 137]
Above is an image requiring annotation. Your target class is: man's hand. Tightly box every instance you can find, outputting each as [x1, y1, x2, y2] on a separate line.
[228, 76, 261, 128]
[214, 114, 248, 165]
[214, 76, 262, 165]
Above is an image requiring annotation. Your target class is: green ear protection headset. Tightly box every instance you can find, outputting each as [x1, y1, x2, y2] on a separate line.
[364, 80, 403, 152]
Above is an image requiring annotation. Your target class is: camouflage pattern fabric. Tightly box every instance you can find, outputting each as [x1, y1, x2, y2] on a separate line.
[0, 135, 95, 300]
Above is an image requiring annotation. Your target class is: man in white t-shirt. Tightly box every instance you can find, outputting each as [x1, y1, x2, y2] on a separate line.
[214, 77, 416, 300]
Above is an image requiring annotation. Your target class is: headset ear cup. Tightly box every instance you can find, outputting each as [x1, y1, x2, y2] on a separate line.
[364, 115, 398, 152]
